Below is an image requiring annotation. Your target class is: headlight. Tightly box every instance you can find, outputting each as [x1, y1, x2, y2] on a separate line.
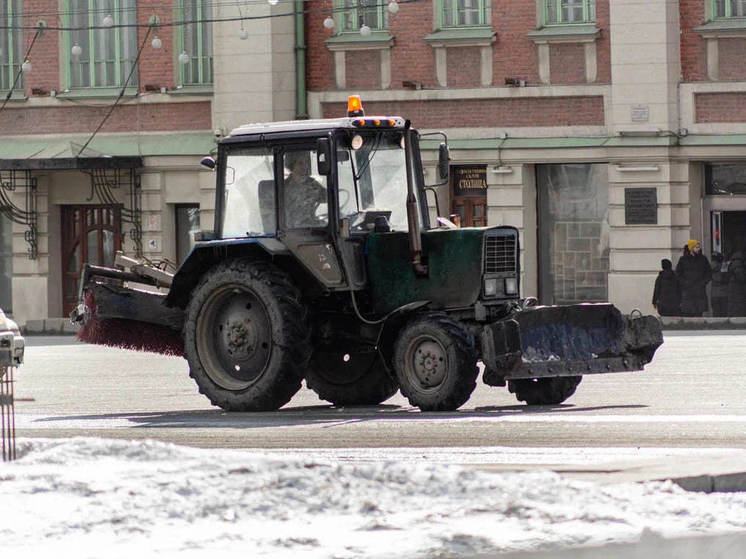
[504, 277, 518, 295]
[484, 278, 499, 297]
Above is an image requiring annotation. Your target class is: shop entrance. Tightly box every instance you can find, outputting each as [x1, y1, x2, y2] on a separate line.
[711, 211, 746, 258]
[61, 205, 122, 316]
[450, 165, 487, 227]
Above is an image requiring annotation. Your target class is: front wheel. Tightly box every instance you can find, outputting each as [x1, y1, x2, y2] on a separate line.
[508, 376, 582, 406]
[184, 259, 310, 411]
[393, 314, 478, 411]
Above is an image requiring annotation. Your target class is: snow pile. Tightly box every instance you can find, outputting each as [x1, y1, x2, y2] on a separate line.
[1, 438, 745, 558]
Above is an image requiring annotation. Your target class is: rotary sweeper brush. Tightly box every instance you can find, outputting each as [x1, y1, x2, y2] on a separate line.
[72, 97, 663, 412]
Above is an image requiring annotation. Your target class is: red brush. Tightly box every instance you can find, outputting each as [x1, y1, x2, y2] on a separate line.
[77, 291, 184, 356]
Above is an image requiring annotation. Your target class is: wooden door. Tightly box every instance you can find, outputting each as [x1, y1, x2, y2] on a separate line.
[61, 205, 122, 316]
[452, 198, 487, 227]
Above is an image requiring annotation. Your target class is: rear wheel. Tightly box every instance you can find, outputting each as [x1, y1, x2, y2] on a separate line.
[184, 259, 310, 411]
[393, 314, 478, 411]
[508, 376, 582, 405]
[305, 349, 398, 406]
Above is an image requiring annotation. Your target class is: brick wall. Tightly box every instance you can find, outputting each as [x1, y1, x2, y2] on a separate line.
[447, 47, 482, 88]
[680, 0, 707, 81]
[23, 1, 60, 96]
[345, 50, 381, 90]
[307, 1, 611, 91]
[718, 38, 746, 81]
[549, 44, 586, 84]
[322, 97, 605, 127]
[695, 92, 746, 122]
[0, 102, 211, 134]
[137, 1, 177, 92]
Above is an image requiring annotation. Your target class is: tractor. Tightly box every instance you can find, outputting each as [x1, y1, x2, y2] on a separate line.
[72, 97, 663, 411]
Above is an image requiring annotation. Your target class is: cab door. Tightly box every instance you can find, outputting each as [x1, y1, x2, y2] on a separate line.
[277, 143, 346, 288]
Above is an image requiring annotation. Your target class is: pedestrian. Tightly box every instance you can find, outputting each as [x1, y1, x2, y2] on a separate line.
[652, 259, 680, 316]
[709, 253, 729, 317]
[727, 246, 746, 316]
[675, 239, 711, 316]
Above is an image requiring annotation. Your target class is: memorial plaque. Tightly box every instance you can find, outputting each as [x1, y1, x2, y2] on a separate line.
[453, 165, 487, 197]
[624, 187, 657, 225]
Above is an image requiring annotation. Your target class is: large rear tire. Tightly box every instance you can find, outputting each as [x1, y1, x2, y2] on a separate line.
[184, 259, 310, 411]
[305, 350, 398, 406]
[393, 314, 478, 411]
[508, 376, 582, 406]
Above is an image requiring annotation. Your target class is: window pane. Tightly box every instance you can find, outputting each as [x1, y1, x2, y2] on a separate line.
[283, 150, 328, 229]
[538, 164, 609, 305]
[338, 0, 386, 31]
[180, 0, 213, 84]
[87, 229, 100, 265]
[707, 164, 746, 195]
[176, 205, 200, 263]
[0, 215, 11, 312]
[69, 0, 137, 88]
[0, 0, 23, 91]
[442, 0, 485, 27]
[223, 148, 277, 237]
[546, 0, 594, 24]
[733, 0, 746, 16]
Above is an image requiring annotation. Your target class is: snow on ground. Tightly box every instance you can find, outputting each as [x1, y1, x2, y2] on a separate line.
[1, 438, 746, 559]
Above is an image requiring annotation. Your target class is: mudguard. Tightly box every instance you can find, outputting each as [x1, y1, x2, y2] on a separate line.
[481, 303, 663, 384]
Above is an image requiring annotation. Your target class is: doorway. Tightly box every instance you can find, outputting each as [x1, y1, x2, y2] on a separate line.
[711, 211, 746, 258]
[61, 205, 122, 316]
[450, 165, 487, 227]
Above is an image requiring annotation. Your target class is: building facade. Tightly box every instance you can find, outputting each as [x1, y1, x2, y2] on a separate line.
[0, 0, 298, 326]
[307, 0, 746, 313]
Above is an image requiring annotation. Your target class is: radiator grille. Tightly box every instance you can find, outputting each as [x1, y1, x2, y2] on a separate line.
[484, 235, 517, 274]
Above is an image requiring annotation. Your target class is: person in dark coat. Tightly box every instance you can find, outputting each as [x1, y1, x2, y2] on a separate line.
[652, 259, 680, 316]
[726, 248, 746, 316]
[709, 253, 729, 317]
[675, 239, 711, 316]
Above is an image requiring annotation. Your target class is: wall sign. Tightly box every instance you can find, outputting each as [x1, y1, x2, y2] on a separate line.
[624, 187, 657, 225]
[453, 165, 487, 198]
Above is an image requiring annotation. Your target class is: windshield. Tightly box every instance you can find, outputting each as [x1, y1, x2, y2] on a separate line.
[337, 131, 421, 232]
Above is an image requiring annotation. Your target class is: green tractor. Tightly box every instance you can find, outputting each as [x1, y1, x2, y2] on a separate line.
[72, 98, 663, 411]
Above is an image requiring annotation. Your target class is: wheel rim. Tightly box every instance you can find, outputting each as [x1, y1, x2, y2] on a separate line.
[195, 284, 272, 391]
[405, 334, 448, 392]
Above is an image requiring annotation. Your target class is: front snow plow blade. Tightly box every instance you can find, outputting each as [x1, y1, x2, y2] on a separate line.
[481, 303, 662, 385]
[70, 263, 185, 356]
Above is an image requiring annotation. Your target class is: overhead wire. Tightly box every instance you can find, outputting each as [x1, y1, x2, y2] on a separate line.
[0, 0, 419, 31]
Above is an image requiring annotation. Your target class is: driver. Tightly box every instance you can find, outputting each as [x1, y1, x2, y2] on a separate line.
[283, 151, 327, 228]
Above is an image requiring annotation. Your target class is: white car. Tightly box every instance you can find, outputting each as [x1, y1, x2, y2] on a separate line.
[0, 309, 24, 368]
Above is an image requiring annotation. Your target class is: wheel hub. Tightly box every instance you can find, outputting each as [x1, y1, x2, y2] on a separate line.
[225, 318, 256, 358]
[412, 339, 446, 388]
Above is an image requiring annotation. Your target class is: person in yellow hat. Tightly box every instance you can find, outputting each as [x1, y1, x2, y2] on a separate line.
[675, 239, 711, 316]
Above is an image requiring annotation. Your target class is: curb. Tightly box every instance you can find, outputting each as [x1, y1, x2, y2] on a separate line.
[22, 318, 79, 336]
[660, 316, 746, 329]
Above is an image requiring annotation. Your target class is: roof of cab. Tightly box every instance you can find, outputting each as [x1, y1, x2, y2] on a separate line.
[228, 116, 406, 138]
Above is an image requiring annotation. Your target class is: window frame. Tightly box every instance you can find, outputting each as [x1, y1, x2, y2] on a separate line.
[0, 0, 22, 92]
[64, 0, 138, 91]
[175, 0, 213, 86]
[543, 0, 596, 26]
[712, 0, 746, 19]
[336, 0, 388, 33]
[438, 0, 490, 30]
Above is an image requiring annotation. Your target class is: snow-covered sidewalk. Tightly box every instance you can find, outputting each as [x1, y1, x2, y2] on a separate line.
[1, 438, 746, 558]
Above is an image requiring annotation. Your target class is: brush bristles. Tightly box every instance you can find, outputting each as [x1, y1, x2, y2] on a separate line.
[77, 291, 184, 356]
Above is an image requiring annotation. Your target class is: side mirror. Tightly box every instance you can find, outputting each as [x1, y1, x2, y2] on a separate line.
[200, 156, 216, 170]
[317, 137, 332, 175]
[438, 143, 449, 180]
